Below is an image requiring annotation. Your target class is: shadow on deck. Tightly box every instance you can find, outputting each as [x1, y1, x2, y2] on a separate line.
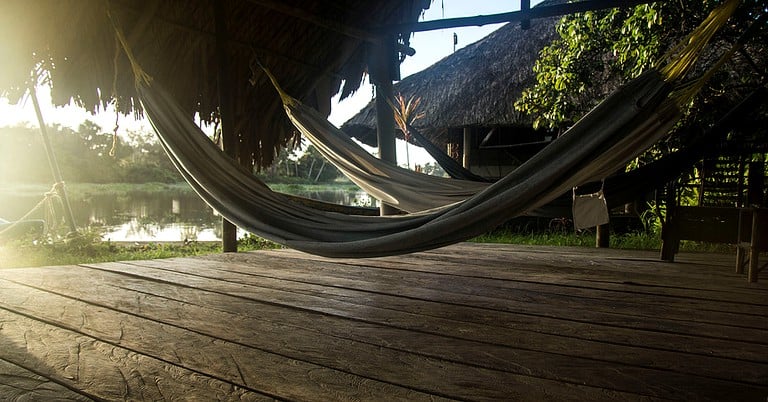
[0, 243, 766, 400]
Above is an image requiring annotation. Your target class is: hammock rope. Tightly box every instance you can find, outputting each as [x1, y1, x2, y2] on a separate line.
[0, 183, 62, 239]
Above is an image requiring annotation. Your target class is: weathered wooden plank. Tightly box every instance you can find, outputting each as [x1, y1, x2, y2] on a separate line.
[0, 276, 658, 401]
[0, 358, 93, 401]
[2, 243, 766, 401]
[296, 245, 768, 301]
[13, 265, 764, 388]
[258, 247, 768, 308]
[199, 252, 768, 331]
[8, 264, 763, 384]
[61, 260, 768, 375]
[0, 280, 454, 401]
[115, 257, 768, 351]
[419, 243, 768, 289]
[0, 310, 269, 401]
[359, 242, 763, 284]
[55, 264, 768, 390]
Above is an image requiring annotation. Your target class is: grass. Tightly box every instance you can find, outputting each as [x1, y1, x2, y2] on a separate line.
[0, 231, 281, 269]
[2, 226, 736, 269]
[471, 227, 736, 253]
[266, 182, 362, 194]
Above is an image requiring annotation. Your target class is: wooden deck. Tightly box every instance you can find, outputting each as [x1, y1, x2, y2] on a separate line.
[0, 243, 766, 401]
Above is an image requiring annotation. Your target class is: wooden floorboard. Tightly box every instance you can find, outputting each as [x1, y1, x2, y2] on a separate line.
[1, 243, 766, 401]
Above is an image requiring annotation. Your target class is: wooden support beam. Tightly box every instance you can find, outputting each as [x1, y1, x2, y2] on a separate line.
[596, 224, 610, 248]
[370, 36, 400, 216]
[375, 82, 397, 166]
[214, 0, 238, 252]
[462, 128, 471, 169]
[375, 81, 399, 216]
[521, 0, 531, 30]
[380, 0, 656, 34]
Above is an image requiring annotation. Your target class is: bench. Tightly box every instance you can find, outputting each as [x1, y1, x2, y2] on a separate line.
[660, 206, 744, 262]
[661, 206, 766, 282]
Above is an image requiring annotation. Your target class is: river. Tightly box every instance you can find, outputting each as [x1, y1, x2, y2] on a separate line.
[0, 184, 373, 242]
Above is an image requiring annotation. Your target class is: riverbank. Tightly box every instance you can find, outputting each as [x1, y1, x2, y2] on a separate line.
[1, 180, 361, 199]
[1, 180, 370, 243]
[0, 232, 281, 269]
[2, 227, 735, 269]
[0, 182, 732, 269]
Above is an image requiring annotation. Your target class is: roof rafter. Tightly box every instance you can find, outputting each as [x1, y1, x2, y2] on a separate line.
[380, 0, 657, 34]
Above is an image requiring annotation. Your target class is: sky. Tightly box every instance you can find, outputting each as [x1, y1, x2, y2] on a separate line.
[0, 1, 543, 167]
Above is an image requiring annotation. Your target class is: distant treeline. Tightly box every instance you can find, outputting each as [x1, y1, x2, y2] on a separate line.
[0, 121, 182, 184]
[0, 121, 449, 186]
[0, 121, 350, 185]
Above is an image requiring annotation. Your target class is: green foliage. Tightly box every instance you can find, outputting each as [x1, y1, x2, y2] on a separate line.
[513, 0, 757, 130]
[0, 122, 182, 185]
[0, 228, 280, 268]
[0, 119, 344, 186]
[257, 143, 342, 183]
[238, 233, 282, 251]
[515, 4, 671, 129]
[296, 145, 342, 182]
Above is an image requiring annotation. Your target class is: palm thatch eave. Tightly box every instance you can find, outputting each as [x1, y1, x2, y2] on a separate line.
[0, 0, 430, 168]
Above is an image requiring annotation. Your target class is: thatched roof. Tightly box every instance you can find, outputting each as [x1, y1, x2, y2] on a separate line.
[0, 0, 430, 168]
[341, 0, 565, 147]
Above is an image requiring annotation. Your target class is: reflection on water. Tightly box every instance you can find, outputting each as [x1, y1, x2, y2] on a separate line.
[88, 192, 223, 242]
[0, 187, 373, 242]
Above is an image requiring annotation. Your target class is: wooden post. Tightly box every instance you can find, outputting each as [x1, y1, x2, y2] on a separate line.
[462, 127, 471, 169]
[521, 0, 531, 29]
[747, 161, 765, 207]
[371, 36, 399, 216]
[659, 182, 678, 261]
[214, 0, 238, 252]
[596, 224, 610, 248]
[30, 84, 78, 235]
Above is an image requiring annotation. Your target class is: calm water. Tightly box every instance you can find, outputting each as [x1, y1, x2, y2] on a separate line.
[1, 187, 373, 242]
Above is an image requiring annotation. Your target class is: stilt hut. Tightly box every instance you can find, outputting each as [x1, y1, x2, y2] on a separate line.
[341, 1, 565, 179]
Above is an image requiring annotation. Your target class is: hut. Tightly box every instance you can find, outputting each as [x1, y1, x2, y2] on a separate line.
[341, 0, 566, 179]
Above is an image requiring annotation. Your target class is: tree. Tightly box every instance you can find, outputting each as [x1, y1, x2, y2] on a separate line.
[391, 93, 425, 170]
[296, 145, 342, 183]
[515, 1, 766, 134]
[0, 121, 183, 184]
[513, 0, 768, 218]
